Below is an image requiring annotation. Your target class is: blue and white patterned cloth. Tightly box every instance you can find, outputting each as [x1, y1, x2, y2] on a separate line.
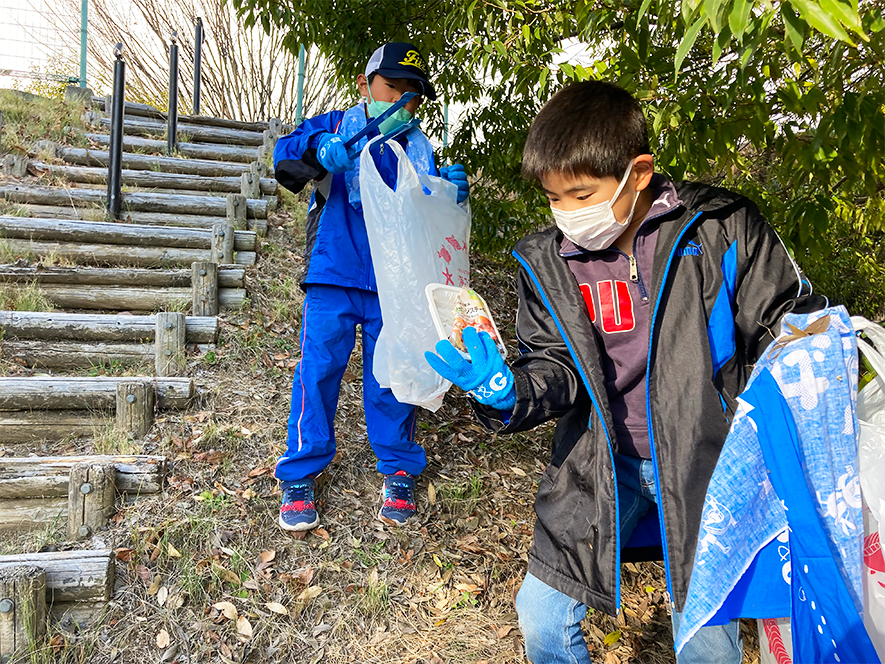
[676, 306, 880, 663]
[338, 102, 435, 210]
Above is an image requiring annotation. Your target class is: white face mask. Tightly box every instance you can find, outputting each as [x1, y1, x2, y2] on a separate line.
[550, 159, 639, 251]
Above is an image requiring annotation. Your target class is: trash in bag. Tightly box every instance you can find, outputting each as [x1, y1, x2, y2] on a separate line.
[360, 135, 471, 411]
[853, 315, 885, 656]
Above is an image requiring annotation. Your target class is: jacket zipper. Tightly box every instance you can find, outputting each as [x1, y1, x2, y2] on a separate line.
[512, 250, 622, 611]
[625, 253, 649, 301]
[645, 211, 704, 603]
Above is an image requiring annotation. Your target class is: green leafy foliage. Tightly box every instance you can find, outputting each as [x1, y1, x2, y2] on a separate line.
[231, 0, 885, 317]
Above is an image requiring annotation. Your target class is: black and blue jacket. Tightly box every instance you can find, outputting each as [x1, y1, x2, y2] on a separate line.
[475, 182, 826, 616]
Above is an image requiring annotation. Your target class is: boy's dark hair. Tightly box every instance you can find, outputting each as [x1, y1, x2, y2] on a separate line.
[522, 81, 651, 182]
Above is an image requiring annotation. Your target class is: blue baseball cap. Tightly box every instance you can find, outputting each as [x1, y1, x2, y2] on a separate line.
[365, 42, 437, 101]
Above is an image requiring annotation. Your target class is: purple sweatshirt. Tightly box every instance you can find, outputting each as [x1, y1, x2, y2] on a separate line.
[560, 175, 683, 457]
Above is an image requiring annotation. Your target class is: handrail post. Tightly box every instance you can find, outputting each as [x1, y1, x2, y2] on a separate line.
[167, 31, 179, 156]
[107, 44, 125, 220]
[193, 18, 203, 115]
[295, 44, 305, 126]
[79, 0, 89, 87]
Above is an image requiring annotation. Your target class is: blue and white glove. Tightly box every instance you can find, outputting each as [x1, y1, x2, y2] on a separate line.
[440, 163, 470, 204]
[316, 133, 355, 174]
[425, 327, 515, 411]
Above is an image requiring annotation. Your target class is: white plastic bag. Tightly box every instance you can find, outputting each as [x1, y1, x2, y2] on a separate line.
[758, 617, 793, 664]
[853, 315, 885, 657]
[360, 135, 471, 412]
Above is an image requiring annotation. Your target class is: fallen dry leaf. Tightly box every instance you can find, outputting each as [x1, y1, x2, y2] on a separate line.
[510, 466, 527, 477]
[213, 564, 242, 586]
[147, 574, 162, 596]
[259, 550, 276, 564]
[265, 601, 288, 615]
[157, 586, 168, 606]
[427, 481, 437, 505]
[297, 585, 323, 601]
[603, 629, 621, 646]
[236, 615, 253, 639]
[313, 527, 331, 541]
[156, 629, 170, 649]
[496, 625, 514, 639]
[213, 601, 238, 620]
[167, 543, 182, 558]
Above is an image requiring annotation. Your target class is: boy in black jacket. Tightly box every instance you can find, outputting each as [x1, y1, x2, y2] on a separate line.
[425, 81, 826, 662]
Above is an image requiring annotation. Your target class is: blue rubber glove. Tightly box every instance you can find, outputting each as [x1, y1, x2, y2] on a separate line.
[440, 163, 470, 204]
[425, 327, 515, 411]
[316, 133, 355, 174]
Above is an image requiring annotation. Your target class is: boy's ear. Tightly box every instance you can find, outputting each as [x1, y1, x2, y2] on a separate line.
[357, 73, 369, 98]
[633, 154, 655, 191]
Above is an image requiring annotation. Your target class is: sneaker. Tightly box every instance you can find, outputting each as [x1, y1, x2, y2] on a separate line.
[378, 471, 417, 526]
[278, 478, 319, 531]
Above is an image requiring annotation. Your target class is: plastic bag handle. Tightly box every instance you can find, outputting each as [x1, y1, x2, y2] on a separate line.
[358, 134, 422, 194]
[852, 316, 885, 389]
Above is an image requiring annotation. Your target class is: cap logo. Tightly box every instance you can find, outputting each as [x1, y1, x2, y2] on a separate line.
[398, 49, 427, 73]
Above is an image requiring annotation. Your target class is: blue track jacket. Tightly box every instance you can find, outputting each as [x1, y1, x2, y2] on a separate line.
[273, 106, 438, 292]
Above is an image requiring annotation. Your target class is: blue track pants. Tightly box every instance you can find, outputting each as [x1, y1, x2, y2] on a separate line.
[275, 284, 426, 481]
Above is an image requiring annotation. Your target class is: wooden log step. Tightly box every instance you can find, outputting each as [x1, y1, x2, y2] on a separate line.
[0, 550, 114, 604]
[97, 116, 264, 146]
[1, 499, 69, 530]
[0, 239, 256, 268]
[91, 97, 287, 133]
[121, 211, 269, 237]
[0, 410, 101, 443]
[0, 185, 272, 219]
[1, 340, 212, 370]
[0, 216, 256, 251]
[0, 266, 244, 291]
[0, 377, 193, 410]
[1, 340, 153, 369]
[0, 454, 166, 498]
[20, 206, 268, 235]
[57, 146, 268, 178]
[30, 161, 277, 196]
[84, 132, 260, 163]
[24, 284, 245, 311]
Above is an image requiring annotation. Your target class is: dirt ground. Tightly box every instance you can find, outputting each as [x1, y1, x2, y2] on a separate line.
[0, 194, 763, 663]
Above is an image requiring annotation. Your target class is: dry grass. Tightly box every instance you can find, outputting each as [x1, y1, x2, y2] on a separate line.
[0, 89, 87, 155]
[0, 196, 763, 663]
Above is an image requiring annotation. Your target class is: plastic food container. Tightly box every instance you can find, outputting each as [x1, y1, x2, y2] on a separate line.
[425, 284, 507, 359]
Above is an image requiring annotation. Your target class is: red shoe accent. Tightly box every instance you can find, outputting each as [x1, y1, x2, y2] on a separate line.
[281, 501, 315, 513]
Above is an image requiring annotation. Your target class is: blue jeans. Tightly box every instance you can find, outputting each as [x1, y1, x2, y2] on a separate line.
[515, 454, 742, 664]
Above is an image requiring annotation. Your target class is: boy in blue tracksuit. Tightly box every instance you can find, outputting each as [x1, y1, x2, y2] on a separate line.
[272, 42, 470, 532]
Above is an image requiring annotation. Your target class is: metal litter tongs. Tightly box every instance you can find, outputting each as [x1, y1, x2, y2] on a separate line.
[344, 92, 422, 159]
